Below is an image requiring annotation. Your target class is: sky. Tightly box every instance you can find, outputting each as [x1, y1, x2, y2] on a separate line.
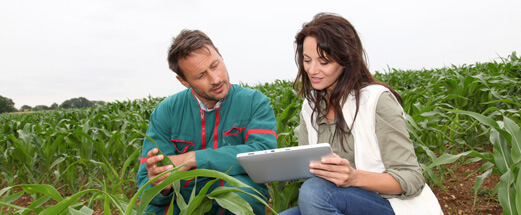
[1, 0, 520, 109]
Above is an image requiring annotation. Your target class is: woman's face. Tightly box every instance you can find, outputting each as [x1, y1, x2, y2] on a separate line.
[302, 36, 344, 93]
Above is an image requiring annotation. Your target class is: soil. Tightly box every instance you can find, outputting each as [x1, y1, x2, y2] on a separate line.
[430, 160, 502, 215]
[2, 160, 502, 214]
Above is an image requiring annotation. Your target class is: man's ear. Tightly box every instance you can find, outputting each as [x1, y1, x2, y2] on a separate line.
[176, 76, 191, 88]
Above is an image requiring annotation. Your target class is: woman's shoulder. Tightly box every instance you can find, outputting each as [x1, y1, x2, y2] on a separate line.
[361, 84, 390, 93]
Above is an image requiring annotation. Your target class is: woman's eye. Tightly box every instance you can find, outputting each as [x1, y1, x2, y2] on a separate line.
[320, 62, 328, 65]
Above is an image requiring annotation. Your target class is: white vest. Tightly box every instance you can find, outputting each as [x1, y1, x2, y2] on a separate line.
[302, 85, 443, 215]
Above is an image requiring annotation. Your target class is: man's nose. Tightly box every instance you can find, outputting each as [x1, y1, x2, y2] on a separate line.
[207, 70, 221, 85]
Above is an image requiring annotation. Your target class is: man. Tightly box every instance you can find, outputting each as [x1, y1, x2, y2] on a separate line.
[136, 29, 278, 214]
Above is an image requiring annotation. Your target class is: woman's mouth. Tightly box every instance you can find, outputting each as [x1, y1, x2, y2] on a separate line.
[310, 77, 322, 83]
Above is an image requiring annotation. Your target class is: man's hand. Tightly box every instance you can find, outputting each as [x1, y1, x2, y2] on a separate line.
[167, 151, 197, 171]
[146, 148, 174, 195]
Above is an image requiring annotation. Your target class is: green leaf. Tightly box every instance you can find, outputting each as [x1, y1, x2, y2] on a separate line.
[191, 198, 213, 214]
[121, 146, 142, 178]
[104, 194, 111, 215]
[0, 186, 13, 198]
[132, 129, 173, 167]
[207, 186, 274, 214]
[19, 184, 63, 202]
[0, 201, 28, 211]
[23, 195, 52, 215]
[68, 206, 94, 215]
[280, 181, 300, 211]
[173, 180, 187, 212]
[496, 169, 515, 215]
[473, 168, 492, 205]
[1, 190, 23, 204]
[490, 129, 512, 174]
[208, 191, 254, 215]
[514, 165, 521, 213]
[504, 117, 521, 163]
[40, 189, 99, 215]
[452, 110, 512, 142]
[185, 178, 219, 214]
[425, 151, 472, 171]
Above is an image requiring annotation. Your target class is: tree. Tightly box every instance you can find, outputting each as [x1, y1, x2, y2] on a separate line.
[33, 105, 49, 111]
[49, 103, 58, 110]
[59, 97, 94, 109]
[20, 105, 32, 112]
[0, 95, 17, 113]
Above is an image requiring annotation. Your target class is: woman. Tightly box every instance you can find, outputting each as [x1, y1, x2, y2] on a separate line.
[279, 13, 443, 215]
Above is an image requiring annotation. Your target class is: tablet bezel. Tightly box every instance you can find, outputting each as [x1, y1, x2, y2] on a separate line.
[236, 143, 333, 183]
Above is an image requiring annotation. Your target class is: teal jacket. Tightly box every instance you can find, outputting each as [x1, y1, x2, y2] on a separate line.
[137, 84, 278, 214]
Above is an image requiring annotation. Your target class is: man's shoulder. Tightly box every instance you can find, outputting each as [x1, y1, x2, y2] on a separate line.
[153, 88, 193, 112]
[161, 88, 192, 103]
[230, 84, 266, 99]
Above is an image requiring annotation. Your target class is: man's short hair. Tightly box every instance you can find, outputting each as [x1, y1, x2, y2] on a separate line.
[167, 30, 216, 79]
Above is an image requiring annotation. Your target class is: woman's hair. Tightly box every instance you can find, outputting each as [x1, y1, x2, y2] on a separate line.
[293, 12, 402, 151]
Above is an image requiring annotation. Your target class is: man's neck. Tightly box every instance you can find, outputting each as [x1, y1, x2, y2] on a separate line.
[193, 94, 222, 111]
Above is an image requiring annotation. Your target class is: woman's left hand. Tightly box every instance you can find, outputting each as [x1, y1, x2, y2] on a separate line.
[309, 153, 358, 187]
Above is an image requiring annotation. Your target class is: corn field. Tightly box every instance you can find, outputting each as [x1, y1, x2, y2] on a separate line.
[1, 52, 520, 214]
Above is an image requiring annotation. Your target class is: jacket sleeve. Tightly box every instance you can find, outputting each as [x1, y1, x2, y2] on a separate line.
[195, 91, 278, 176]
[376, 92, 426, 198]
[136, 101, 175, 207]
[298, 112, 309, 146]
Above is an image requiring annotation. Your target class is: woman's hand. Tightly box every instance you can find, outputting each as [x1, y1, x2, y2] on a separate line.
[309, 153, 359, 187]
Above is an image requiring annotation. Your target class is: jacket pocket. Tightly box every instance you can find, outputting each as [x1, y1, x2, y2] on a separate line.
[223, 126, 246, 136]
[170, 138, 195, 154]
[222, 126, 246, 146]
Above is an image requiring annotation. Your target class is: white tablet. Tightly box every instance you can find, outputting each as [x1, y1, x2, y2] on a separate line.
[236, 143, 333, 183]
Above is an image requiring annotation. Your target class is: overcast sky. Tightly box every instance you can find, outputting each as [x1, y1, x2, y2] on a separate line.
[1, 0, 520, 109]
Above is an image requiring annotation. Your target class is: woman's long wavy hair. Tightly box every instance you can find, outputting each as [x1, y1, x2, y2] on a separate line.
[294, 13, 402, 151]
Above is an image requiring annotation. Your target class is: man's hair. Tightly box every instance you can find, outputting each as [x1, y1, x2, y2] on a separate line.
[167, 30, 216, 79]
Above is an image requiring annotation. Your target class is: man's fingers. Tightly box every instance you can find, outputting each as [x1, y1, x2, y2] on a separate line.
[146, 154, 164, 168]
[149, 165, 173, 184]
[151, 172, 172, 186]
[150, 164, 173, 175]
[147, 148, 159, 157]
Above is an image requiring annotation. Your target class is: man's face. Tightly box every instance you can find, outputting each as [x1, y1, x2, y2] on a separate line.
[177, 45, 230, 109]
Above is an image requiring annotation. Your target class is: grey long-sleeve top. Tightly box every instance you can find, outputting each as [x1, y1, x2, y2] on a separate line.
[299, 92, 425, 199]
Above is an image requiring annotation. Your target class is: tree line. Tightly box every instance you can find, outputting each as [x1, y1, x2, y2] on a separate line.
[0, 95, 105, 113]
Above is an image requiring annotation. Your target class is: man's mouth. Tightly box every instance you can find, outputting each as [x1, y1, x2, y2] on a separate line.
[211, 83, 224, 93]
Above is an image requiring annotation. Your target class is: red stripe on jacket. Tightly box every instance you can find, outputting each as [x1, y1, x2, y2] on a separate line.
[245, 129, 277, 142]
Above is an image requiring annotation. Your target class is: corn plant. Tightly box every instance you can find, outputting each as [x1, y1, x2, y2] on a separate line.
[450, 110, 521, 215]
